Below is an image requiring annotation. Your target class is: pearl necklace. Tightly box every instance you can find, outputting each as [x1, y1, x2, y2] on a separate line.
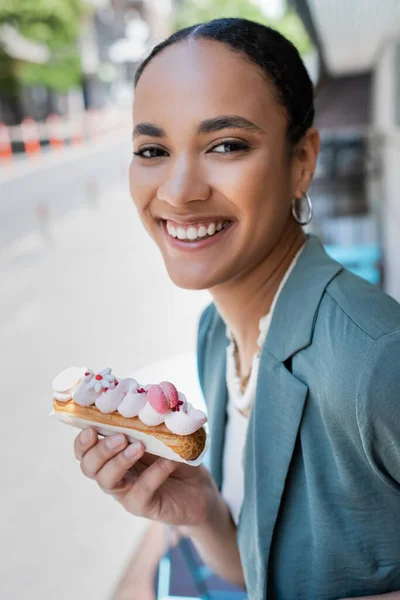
[233, 340, 253, 394]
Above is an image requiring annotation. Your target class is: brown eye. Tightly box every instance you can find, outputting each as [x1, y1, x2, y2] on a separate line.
[133, 147, 168, 159]
[210, 141, 249, 154]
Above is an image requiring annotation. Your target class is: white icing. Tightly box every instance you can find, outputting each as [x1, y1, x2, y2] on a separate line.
[72, 384, 99, 407]
[117, 380, 147, 417]
[165, 406, 207, 436]
[52, 366, 86, 400]
[50, 410, 209, 466]
[178, 391, 188, 410]
[53, 366, 208, 436]
[95, 378, 133, 413]
[52, 366, 85, 393]
[139, 402, 166, 426]
[54, 391, 72, 402]
[83, 370, 94, 383]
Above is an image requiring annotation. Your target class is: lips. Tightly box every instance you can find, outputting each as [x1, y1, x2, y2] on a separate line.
[159, 218, 234, 252]
[165, 219, 231, 241]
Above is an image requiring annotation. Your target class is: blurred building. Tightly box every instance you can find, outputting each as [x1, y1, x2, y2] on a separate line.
[292, 0, 400, 300]
[0, 0, 178, 124]
[65, 0, 177, 110]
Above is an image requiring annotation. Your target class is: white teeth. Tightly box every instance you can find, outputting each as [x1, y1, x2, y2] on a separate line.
[167, 223, 177, 237]
[198, 225, 207, 237]
[207, 223, 216, 236]
[186, 226, 198, 241]
[166, 220, 229, 241]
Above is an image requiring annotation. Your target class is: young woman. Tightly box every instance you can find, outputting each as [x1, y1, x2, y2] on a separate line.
[74, 18, 400, 600]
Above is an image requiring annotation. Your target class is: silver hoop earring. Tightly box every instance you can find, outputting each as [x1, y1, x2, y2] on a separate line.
[291, 192, 313, 226]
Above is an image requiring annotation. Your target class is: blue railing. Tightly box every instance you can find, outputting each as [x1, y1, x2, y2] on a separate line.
[156, 532, 246, 600]
[324, 244, 382, 285]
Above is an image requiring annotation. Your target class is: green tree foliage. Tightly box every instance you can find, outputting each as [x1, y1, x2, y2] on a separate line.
[17, 55, 83, 92]
[0, 0, 89, 92]
[174, 0, 312, 56]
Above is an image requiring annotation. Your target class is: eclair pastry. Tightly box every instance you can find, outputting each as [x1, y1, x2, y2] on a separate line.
[51, 366, 208, 464]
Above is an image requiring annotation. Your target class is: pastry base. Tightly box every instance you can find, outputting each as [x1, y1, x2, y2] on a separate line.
[53, 400, 207, 464]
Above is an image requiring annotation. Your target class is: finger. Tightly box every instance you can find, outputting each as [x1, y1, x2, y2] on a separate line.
[123, 457, 179, 513]
[105, 456, 164, 495]
[80, 434, 128, 479]
[138, 452, 162, 467]
[96, 441, 145, 492]
[109, 460, 150, 494]
[74, 428, 98, 460]
[127, 457, 149, 477]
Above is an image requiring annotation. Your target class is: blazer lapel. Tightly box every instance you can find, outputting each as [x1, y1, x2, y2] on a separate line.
[236, 236, 343, 598]
[237, 351, 309, 599]
[201, 310, 229, 489]
[264, 235, 343, 362]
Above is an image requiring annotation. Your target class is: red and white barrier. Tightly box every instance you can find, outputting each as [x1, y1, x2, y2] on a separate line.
[69, 114, 84, 145]
[1, 107, 130, 164]
[0, 122, 12, 162]
[46, 113, 65, 149]
[21, 118, 41, 157]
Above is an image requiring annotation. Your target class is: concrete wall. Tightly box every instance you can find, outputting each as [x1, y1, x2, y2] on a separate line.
[373, 38, 400, 301]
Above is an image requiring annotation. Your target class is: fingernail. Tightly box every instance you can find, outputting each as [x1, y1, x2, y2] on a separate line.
[81, 429, 92, 444]
[123, 442, 142, 458]
[106, 434, 125, 450]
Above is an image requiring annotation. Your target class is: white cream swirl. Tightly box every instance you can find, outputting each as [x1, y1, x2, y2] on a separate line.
[52, 367, 207, 436]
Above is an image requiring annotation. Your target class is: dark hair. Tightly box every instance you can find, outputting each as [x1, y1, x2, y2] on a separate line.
[134, 18, 314, 148]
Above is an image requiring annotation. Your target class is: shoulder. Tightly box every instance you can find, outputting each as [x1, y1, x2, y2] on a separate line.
[298, 270, 400, 432]
[323, 268, 400, 341]
[300, 271, 400, 491]
[357, 329, 400, 413]
[307, 269, 400, 379]
[356, 330, 400, 492]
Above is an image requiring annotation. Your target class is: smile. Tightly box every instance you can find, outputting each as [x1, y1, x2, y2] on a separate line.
[160, 218, 234, 252]
[165, 219, 232, 242]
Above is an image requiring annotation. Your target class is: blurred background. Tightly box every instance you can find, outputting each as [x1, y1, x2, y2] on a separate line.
[1, 0, 399, 598]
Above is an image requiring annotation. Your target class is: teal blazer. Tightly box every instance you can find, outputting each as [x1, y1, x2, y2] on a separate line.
[197, 235, 400, 600]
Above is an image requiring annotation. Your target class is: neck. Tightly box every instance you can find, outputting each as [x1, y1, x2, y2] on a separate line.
[210, 223, 306, 377]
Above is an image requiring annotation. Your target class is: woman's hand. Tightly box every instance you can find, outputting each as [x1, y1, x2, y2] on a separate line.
[74, 428, 219, 527]
[75, 427, 245, 589]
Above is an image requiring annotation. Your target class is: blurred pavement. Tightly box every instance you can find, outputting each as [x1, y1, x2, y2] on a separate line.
[0, 141, 209, 599]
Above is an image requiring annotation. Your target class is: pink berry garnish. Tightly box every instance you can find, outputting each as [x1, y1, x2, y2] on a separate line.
[95, 374, 103, 381]
[85, 372, 90, 376]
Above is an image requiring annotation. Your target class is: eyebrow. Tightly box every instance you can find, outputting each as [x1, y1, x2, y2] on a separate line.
[132, 115, 264, 139]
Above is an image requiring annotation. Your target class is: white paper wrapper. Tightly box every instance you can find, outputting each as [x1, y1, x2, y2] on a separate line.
[50, 410, 209, 467]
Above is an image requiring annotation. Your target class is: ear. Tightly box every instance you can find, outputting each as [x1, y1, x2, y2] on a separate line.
[290, 127, 320, 199]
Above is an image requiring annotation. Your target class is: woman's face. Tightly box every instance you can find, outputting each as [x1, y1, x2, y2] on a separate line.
[130, 39, 311, 290]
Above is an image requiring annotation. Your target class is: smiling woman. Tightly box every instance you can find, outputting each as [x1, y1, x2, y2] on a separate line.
[75, 17, 400, 600]
[129, 25, 317, 297]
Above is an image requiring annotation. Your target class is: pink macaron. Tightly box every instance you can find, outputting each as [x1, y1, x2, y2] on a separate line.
[147, 381, 179, 414]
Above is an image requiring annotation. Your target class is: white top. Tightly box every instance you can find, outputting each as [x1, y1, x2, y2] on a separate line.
[221, 245, 305, 524]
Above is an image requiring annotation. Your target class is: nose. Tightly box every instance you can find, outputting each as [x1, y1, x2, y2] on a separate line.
[157, 155, 211, 207]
